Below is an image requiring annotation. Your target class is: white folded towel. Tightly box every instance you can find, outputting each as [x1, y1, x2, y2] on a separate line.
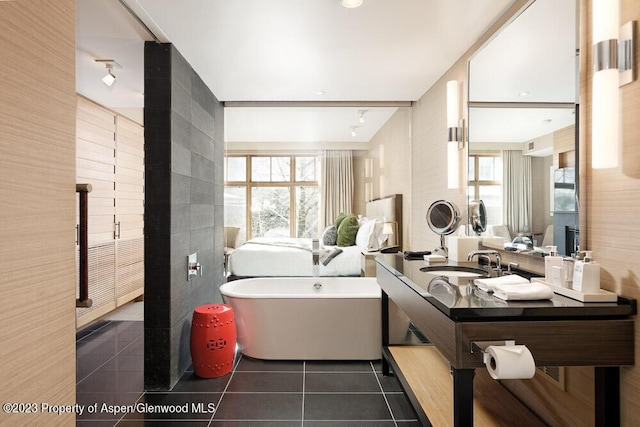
[493, 282, 554, 301]
[474, 275, 529, 292]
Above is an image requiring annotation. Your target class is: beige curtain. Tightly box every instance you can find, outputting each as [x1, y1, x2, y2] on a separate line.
[321, 149, 354, 228]
[503, 150, 532, 235]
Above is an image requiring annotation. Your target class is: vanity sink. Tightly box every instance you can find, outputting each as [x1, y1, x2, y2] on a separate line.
[419, 265, 489, 278]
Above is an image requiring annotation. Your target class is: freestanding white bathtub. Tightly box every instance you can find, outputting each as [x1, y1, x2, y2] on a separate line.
[220, 277, 389, 360]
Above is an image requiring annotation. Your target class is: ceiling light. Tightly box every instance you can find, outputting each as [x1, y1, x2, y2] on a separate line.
[341, 0, 363, 8]
[95, 59, 121, 87]
[358, 110, 367, 124]
[350, 126, 359, 137]
[519, 91, 530, 97]
[102, 69, 116, 86]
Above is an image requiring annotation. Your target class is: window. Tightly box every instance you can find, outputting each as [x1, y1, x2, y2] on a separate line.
[468, 153, 502, 225]
[224, 154, 320, 240]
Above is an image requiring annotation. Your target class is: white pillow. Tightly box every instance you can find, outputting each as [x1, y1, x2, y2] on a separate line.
[355, 218, 375, 251]
[356, 218, 385, 251]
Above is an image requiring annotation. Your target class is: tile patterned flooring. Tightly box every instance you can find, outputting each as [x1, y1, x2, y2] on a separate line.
[76, 320, 420, 426]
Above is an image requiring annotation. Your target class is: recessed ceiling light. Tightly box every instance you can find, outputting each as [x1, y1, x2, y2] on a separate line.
[519, 91, 530, 97]
[341, 0, 363, 8]
[314, 90, 326, 96]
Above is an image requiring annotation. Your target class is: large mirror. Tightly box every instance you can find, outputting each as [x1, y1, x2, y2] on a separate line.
[467, 0, 579, 257]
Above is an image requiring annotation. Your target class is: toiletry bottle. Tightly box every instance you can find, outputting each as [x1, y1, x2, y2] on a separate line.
[544, 246, 563, 284]
[562, 257, 574, 288]
[572, 251, 600, 293]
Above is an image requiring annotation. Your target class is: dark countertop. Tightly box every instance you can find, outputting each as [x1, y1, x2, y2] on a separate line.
[376, 254, 637, 321]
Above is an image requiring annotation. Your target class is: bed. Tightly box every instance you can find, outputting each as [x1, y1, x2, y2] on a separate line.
[227, 194, 403, 278]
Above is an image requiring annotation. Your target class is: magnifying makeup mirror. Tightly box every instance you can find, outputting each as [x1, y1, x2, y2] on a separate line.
[426, 200, 461, 257]
[469, 199, 487, 236]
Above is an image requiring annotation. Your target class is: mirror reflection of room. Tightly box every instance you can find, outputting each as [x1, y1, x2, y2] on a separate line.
[467, 0, 579, 257]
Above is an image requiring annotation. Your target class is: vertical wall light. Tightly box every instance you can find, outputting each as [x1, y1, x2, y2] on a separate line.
[591, 0, 636, 169]
[447, 80, 463, 189]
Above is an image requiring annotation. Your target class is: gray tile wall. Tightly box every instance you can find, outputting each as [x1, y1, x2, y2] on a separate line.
[144, 42, 225, 390]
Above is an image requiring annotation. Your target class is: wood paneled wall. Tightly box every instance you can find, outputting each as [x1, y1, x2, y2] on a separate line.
[0, 1, 77, 426]
[587, 0, 640, 425]
[75, 96, 145, 327]
[366, 107, 412, 248]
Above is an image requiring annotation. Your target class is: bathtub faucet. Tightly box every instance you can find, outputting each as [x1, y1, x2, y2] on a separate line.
[312, 238, 320, 280]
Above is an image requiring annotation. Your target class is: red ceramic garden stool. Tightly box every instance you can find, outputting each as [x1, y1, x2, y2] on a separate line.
[190, 303, 236, 378]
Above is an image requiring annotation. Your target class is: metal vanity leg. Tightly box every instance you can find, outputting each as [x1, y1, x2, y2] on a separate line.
[595, 366, 620, 427]
[381, 291, 390, 376]
[452, 368, 475, 427]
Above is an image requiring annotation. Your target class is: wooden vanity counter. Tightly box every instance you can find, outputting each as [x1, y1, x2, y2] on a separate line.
[376, 254, 636, 427]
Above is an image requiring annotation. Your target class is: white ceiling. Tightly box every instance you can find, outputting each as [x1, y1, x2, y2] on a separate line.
[75, 0, 577, 146]
[76, 0, 516, 144]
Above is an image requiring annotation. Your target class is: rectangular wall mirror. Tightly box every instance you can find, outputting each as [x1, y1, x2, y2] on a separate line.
[467, 0, 579, 257]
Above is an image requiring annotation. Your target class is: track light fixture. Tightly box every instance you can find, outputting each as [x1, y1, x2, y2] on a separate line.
[358, 110, 367, 124]
[95, 59, 121, 87]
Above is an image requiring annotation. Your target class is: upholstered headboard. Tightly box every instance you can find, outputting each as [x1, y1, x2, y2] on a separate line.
[365, 194, 403, 249]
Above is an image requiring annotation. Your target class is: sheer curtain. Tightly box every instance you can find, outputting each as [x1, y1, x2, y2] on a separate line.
[502, 150, 532, 235]
[321, 150, 354, 228]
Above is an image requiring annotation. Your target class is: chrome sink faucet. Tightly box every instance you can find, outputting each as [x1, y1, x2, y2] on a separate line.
[467, 250, 502, 276]
[312, 238, 320, 281]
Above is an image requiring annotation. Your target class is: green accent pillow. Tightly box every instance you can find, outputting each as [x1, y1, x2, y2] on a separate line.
[334, 212, 348, 229]
[336, 214, 359, 247]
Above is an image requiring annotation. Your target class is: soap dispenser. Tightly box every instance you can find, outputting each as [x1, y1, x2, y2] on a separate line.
[544, 246, 563, 284]
[572, 251, 601, 293]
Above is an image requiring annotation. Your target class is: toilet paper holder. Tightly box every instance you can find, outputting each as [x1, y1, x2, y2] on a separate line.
[471, 339, 516, 364]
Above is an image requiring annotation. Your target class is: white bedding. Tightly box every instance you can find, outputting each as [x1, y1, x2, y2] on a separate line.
[228, 237, 362, 277]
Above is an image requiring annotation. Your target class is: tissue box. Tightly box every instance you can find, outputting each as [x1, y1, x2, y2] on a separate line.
[447, 236, 480, 262]
[481, 236, 506, 249]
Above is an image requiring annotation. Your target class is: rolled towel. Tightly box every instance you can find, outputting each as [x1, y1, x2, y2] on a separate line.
[474, 275, 529, 292]
[493, 282, 554, 301]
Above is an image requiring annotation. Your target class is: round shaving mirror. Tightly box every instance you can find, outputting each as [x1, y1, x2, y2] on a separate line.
[469, 199, 487, 236]
[426, 200, 461, 236]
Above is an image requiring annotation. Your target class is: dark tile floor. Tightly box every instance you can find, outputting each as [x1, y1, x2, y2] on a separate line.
[76, 320, 420, 426]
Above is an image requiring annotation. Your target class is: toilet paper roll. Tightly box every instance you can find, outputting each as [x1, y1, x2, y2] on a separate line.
[484, 345, 536, 380]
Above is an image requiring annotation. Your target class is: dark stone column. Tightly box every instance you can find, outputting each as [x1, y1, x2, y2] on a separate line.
[144, 42, 224, 390]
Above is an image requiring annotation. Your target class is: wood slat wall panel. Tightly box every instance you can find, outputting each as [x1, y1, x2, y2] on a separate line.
[0, 1, 76, 424]
[76, 242, 116, 320]
[116, 238, 144, 298]
[77, 141, 116, 165]
[118, 182, 144, 194]
[116, 168, 144, 184]
[77, 123, 116, 148]
[117, 191, 145, 201]
[117, 133, 144, 151]
[117, 152, 145, 171]
[77, 157, 116, 174]
[75, 96, 144, 327]
[78, 96, 117, 130]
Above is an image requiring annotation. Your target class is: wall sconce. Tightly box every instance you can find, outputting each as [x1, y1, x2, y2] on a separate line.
[591, 0, 636, 169]
[447, 80, 464, 188]
[95, 59, 121, 87]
